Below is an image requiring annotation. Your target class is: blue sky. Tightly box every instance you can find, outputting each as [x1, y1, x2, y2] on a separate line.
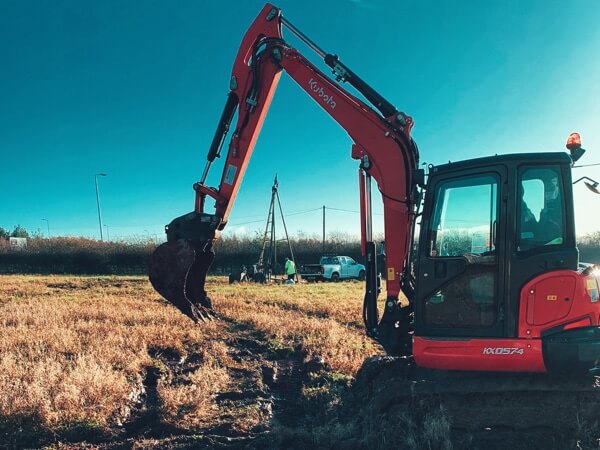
[1, 0, 599, 241]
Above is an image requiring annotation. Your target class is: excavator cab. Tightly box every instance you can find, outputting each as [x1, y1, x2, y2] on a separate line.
[413, 152, 600, 372]
[416, 153, 575, 335]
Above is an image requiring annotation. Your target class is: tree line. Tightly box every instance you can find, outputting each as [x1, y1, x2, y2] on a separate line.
[0, 225, 29, 239]
[0, 231, 365, 275]
[0, 227, 599, 275]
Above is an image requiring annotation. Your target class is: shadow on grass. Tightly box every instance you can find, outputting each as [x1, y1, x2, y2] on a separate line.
[0, 414, 107, 449]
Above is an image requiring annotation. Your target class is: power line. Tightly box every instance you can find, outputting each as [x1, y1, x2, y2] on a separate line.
[326, 206, 383, 216]
[282, 207, 322, 217]
[228, 207, 322, 227]
[231, 207, 322, 221]
[573, 163, 600, 168]
[326, 206, 360, 213]
[227, 218, 266, 227]
[17, 204, 388, 236]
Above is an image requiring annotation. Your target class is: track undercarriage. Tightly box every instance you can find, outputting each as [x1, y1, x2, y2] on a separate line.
[347, 356, 600, 448]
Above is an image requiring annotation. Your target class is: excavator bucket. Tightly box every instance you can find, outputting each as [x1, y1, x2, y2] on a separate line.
[149, 239, 215, 322]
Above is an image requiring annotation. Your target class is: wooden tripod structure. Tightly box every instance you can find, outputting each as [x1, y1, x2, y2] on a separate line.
[257, 175, 297, 282]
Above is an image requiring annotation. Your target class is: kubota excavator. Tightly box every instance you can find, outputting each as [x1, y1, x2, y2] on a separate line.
[149, 3, 600, 374]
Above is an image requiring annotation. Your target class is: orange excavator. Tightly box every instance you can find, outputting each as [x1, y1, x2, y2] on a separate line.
[149, 3, 600, 374]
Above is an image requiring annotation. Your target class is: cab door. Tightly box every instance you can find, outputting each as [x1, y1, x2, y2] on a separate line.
[506, 163, 578, 335]
[415, 167, 507, 338]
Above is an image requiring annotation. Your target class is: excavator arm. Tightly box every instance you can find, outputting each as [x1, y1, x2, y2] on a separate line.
[149, 3, 420, 352]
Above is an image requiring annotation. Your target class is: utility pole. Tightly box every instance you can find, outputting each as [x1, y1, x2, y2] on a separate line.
[322, 205, 325, 254]
[95, 173, 107, 241]
[41, 218, 49, 237]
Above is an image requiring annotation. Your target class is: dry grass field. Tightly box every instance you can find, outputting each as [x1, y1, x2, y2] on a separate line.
[0, 275, 390, 449]
[2, 275, 598, 450]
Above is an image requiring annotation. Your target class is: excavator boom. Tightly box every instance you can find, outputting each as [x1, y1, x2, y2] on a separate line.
[149, 3, 419, 345]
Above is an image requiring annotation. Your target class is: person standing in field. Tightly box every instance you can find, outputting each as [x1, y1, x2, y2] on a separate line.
[284, 257, 296, 281]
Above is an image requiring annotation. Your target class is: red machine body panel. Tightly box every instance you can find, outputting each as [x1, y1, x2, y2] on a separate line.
[413, 337, 546, 372]
[518, 270, 600, 338]
[414, 269, 600, 372]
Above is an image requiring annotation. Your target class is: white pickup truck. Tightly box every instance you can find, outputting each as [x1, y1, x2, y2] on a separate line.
[299, 256, 366, 282]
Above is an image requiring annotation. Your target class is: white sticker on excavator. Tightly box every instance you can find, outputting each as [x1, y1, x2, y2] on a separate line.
[483, 347, 524, 355]
[224, 165, 237, 185]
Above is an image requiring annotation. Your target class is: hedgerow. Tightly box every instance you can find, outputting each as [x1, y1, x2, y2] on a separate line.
[1, 231, 597, 275]
[0, 234, 365, 275]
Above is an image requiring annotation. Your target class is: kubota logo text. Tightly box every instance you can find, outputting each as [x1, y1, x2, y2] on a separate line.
[308, 78, 336, 109]
[483, 347, 524, 355]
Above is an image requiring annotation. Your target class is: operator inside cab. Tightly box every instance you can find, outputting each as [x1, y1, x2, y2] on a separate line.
[518, 167, 565, 251]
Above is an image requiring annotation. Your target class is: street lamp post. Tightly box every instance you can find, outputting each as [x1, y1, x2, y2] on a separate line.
[41, 218, 49, 237]
[95, 173, 107, 241]
[104, 224, 110, 241]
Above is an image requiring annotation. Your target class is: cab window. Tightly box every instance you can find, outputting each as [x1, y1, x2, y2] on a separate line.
[518, 167, 564, 251]
[429, 175, 498, 258]
[424, 174, 499, 328]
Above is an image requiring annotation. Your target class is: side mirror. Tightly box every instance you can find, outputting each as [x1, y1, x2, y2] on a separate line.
[573, 176, 600, 194]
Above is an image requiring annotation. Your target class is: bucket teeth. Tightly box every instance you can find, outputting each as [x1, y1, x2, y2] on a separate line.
[149, 240, 215, 323]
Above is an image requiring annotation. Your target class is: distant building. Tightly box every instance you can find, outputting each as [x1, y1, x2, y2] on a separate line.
[9, 237, 27, 249]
